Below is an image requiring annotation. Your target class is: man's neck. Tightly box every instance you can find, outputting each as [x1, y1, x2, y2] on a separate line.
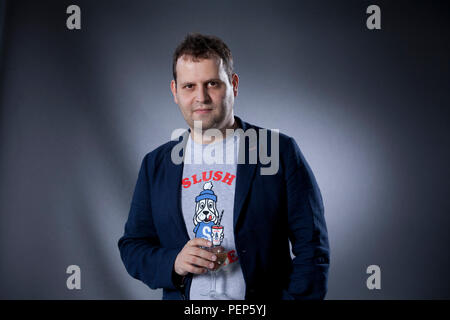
[190, 117, 238, 145]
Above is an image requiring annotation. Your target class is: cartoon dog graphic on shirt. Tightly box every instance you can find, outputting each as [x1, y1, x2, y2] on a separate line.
[193, 181, 224, 244]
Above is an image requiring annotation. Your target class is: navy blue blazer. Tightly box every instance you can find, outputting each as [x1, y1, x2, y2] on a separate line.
[118, 116, 330, 300]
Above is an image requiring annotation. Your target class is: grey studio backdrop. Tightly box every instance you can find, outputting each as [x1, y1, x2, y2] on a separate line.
[0, 0, 449, 299]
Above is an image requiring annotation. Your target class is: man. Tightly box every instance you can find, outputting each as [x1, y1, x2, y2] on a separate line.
[118, 33, 330, 300]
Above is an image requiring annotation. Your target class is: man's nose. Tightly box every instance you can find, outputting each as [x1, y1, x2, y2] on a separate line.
[195, 86, 211, 103]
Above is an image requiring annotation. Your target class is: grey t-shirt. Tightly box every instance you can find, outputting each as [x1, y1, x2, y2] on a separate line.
[181, 131, 246, 300]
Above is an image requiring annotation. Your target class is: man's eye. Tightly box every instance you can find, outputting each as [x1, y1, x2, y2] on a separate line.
[184, 84, 193, 89]
[208, 81, 218, 87]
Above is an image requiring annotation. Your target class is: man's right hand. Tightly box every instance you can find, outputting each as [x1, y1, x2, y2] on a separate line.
[174, 238, 218, 276]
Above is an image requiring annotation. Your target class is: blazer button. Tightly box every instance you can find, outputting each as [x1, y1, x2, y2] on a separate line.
[241, 250, 246, 254]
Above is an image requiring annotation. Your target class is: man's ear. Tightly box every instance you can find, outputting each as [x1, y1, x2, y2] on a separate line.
[170, 79, 178, 104]
[231, 73, 239, 97]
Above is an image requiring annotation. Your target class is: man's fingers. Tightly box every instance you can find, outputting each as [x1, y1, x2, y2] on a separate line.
[188, 238, 212, 248]
[185, 264, 208, 275]
[189, 247, 217, 262]
[175, 238, 216, 276]
[188, 256, 215, 269]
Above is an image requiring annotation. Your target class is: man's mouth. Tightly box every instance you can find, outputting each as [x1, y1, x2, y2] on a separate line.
[194, 108, 212, 114]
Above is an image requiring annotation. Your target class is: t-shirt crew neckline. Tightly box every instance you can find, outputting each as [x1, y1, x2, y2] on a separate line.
[188, 130, 239, 147]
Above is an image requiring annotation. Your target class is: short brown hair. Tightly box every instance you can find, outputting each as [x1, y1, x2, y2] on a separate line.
[172, 33, 234, 83]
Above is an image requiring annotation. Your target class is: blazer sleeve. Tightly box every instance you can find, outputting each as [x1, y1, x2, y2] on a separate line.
[282, 137, 330, 300]
[118, 153, 181, 291]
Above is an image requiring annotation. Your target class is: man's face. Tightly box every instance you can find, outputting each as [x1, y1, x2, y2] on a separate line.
[170, 55, 238, 131]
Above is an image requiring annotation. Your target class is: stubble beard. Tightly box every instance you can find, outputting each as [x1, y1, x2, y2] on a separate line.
[189, 107, 223, 131]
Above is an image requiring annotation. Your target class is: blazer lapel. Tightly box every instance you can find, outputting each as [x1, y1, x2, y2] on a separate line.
[166, 130, 190, 244]
[233, 162, 257, 231]
[232, 116, 259, 231]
